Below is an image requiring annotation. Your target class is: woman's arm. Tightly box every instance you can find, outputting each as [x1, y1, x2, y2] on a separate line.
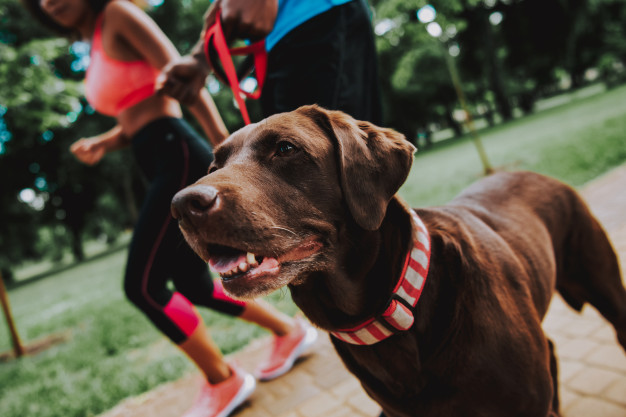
[187, 89, 229, 146]
[70, 124, 128, 165]
[104, 1, 228, 144]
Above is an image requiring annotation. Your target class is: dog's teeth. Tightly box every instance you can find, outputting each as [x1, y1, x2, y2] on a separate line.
[219, 253, 260, 278]
[246, 252, 256, 264]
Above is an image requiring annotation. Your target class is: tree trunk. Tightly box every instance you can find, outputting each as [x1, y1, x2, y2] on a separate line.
[0, 272, 24, 357]
[70, 226, 85, 262]
[482, 10, 513, 121]
[565, 1, 587, 90]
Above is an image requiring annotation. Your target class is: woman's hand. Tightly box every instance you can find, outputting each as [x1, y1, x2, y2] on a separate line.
[70, 137, 107, 165]
[157, 55, 210, 105]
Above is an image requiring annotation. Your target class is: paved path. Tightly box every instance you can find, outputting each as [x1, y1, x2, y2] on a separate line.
[100, 165, 626, 417]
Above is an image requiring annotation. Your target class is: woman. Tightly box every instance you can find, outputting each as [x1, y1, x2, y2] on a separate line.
[22, 0, 317, 416]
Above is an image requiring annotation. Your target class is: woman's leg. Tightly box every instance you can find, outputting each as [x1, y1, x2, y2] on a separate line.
[123, 179, 235, 384]
[178, 321, 231, 383]
[239, 299, 294, 336]
[125, 118, 240, 385]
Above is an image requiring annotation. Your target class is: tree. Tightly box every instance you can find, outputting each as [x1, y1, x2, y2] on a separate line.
[2, 0, 625, 274]
[0, 3, 136, 266]
[373, 0, 476, 142]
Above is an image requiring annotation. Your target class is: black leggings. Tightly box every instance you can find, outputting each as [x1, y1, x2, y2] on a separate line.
[124, 117, 245, 345]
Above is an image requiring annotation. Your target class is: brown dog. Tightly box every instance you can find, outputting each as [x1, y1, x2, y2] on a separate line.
[171, 105, 626, 417]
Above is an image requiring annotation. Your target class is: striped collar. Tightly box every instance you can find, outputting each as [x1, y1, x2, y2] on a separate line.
[330, 211, 431, 345]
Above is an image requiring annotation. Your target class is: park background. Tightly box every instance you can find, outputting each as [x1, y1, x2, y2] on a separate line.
[1, 0, 626, 416]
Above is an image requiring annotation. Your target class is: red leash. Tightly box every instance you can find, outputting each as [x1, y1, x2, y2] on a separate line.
[203, 10, 267, 125]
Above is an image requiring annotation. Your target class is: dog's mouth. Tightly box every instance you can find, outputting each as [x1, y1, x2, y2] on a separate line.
[207, 244, 278, 281]
[206, 238, 323, 282]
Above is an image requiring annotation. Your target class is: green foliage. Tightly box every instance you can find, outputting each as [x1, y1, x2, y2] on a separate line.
[2, 0, 626, 277]
[0, 0, 51, 45]
[0, 38, 82, 134]
[0, 9, 140, 269]
[0, 0, 262, 272]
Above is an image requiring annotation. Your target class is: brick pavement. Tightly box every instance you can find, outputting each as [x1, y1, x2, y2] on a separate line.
[99, 165, 626, 417]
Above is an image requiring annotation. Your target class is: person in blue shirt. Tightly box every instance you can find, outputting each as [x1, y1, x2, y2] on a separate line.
[160, 0, 382, 125]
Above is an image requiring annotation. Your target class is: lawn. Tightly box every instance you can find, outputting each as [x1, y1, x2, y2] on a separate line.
[400, 83, 626, 206]
[1, 84, 626, 417]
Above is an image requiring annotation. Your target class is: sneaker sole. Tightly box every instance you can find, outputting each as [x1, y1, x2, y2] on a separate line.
[215, 373, 256, 417]
[257, 326, 319, 381]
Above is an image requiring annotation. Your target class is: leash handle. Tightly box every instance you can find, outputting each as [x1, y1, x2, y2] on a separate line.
[203, 10, 267, 125]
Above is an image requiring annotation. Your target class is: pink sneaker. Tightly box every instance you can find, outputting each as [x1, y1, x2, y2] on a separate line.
[256, 318, 318, 381]
[182, 364, 256, 417]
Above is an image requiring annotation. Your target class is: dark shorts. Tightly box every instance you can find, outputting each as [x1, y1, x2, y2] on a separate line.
[261, 0, 382, 124]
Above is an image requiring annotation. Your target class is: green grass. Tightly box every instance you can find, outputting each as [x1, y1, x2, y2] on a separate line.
[1, 84, 626, 417]
[0, 249, 298, 417]
[400, 84, 626, 206]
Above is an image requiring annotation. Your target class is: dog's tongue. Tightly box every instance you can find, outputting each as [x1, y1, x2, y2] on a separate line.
[209, 253, 246, 273]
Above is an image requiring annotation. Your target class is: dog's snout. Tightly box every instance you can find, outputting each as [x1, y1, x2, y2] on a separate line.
[171, 185, 219, 226]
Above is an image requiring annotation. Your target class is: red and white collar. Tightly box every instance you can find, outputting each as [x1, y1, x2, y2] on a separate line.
[330, 211, 431, 345]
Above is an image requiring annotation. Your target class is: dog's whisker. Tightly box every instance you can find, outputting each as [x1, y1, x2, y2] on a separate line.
[270, 226, 298, 236]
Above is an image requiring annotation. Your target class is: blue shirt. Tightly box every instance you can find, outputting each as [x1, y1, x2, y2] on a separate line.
[266, 0, 353, 51]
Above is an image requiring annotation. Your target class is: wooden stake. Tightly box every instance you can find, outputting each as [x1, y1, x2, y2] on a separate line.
[0, 272, 25, 358]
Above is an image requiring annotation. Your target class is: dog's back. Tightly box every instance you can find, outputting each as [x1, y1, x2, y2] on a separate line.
[444, 171, 626, 334]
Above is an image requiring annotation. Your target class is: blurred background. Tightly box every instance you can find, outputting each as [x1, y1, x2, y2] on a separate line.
[1, 1, 626, 416]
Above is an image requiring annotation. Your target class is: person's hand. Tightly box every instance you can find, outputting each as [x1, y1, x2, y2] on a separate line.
[215, 0, 278, 42]
[157, 0, 277, 104]
[70, 137, 106, 166]
[156, 55, 210, 105]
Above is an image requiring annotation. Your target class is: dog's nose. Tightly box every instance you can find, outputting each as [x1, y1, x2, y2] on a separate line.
[171, 185, 219, 227]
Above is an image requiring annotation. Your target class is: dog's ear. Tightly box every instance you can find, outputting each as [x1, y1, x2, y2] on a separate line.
[297, 105, 416, 230]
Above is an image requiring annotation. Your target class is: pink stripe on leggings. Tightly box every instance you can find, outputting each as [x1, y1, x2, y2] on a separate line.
[163, 292, 200, 337]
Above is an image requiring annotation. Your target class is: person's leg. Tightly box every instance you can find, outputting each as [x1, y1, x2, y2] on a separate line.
[172, 299, 232, 383]
[126, 118, 258, 417]
[238, 298, 294, 336]
[261, 0, 382, 124]
[125, 118, 235, 384]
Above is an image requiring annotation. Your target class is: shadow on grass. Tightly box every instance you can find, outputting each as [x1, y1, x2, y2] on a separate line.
[0, 330, 72, 362]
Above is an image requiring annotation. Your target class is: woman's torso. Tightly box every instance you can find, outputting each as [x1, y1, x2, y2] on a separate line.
[86, 4, 182, 137]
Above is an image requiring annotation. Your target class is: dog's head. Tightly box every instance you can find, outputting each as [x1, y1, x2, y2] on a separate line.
[171, 105, 416, 298]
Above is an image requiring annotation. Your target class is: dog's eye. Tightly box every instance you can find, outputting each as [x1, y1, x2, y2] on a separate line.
[208, 164, 218, 174]
[274, 141, 297, 157]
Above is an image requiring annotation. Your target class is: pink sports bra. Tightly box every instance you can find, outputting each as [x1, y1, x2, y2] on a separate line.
[85, 13, 161, 116]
